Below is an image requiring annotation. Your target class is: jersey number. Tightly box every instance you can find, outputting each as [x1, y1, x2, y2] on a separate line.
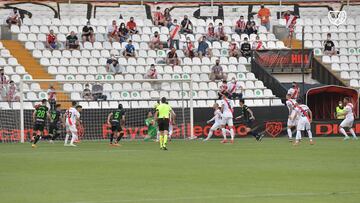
[36, 110, 46, 118]
[114, 112, 120, 119]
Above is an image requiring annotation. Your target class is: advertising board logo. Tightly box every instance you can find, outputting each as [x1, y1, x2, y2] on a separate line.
[328, 10, 347, 26]
[265, 122, 283, 137]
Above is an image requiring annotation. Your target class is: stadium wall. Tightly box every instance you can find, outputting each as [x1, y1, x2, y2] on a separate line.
[1, 107, 359, 142]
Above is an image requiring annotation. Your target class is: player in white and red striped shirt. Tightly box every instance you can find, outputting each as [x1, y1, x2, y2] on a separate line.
[339, 97, 358, 140]
[220, 93, 235, 143]
[218, 80, 228, 99]
[285, 94, 298, 141]
[64, 101, 82, 147]
[291, 99, 313, 145]
[235, 16, 246, 35]
[227, 77, 243, 100]
[287, 82, 300, 100]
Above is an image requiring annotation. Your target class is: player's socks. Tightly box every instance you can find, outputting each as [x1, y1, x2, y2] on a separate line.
[163, 134, 168, 148]
[206, 130, 213, 140]
[64, 134, 70, 145]
[116, 133, 123, 143]
[339, 128, 349, 139]
[230, 128, 235, 140]
[250, 131, 258, 138]
[307, 130, 314, 144]
[221, 128, 227, 140]
[110, 133, 114, 144]
[295, 131, 301, 140]
[349, 128, 357, 138]
[33, 135, 40, 144]
[70, 134, 78, 145]
[287, 128, 293, 139]
[159, 135, 164, 148]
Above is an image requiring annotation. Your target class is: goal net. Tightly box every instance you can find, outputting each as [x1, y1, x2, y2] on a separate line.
[1, 78, 194, 143]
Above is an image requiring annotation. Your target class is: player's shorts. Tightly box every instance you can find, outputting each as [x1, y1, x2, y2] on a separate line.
[33, 121, 45, 132]
[287, 117, 298, 127]
[221, 117, 233, 126]
[111, 121, 123, 132]
[297, 117, 311, 131]
[158, 118, 169, 131]
[66, 124, 77, 133]
[340, 117, 354, 128]
[210, 122, 221, 131]
[244, 119, 255, 128]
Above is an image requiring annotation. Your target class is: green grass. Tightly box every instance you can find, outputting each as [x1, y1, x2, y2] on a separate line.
[1, 138, 360, 203]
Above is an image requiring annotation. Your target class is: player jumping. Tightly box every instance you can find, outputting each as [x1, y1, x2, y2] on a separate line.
[291, 99, 314, 145]
[49, 104, 63, 144]
[32, 99, 50, 148]
[286, 94, 298, 141]
[144, 111, 157, 141]
[220, 93, 235, 143]
[155, 97, 176, 150]
[107, 103, 126, 146]
[235, 99, 264, 141]
[339, 97, 358, 140]
[64, 101, 82, 147]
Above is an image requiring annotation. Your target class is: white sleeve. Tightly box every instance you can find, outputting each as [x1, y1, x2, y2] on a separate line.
[287, 88, 294, 95]
[76, 111, 80, 119]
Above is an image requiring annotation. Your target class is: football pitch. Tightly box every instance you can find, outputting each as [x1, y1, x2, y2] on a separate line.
[1, 138, 359, 203]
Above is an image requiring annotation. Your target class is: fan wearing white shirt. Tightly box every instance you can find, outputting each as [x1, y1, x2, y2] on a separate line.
[338, 97, 358, 140]
[219, 93, 235, 143]
[64, 101, 83, 147]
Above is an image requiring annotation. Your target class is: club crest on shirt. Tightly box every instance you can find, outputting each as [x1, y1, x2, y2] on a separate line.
[265, 122, 283, 138]
[328, 10, 347, 26]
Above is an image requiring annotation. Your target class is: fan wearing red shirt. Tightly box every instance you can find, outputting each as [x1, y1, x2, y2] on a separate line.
[235, 15, 246, 35]
[126, 17, 138, 35]
[46, 29, 58, 49]
[153, 6, 165, 26]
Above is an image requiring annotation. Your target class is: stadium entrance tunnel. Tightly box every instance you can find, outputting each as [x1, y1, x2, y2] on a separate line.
[306, 85, 359, 120]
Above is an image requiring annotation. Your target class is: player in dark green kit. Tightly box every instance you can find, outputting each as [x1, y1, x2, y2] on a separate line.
[32, 99, 50, 148]
[49, 104, 63, 144]
[107, 104, 126, 146]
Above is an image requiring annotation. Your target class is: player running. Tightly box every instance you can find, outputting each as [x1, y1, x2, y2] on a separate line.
[144, 111, 157, 141]
[339, 97, 358, 140]
[235, 99, 264, 141]
[32, 99, 50, 148]
[64, 101, 82, 147]
[205, 103, 230, 141]
[219, 93, 235, 143]
[49, 104, 63, 144]
[155, 97, 176, 150]
[107, 103, 126, 146]
[286, 94, 298, 141]
[291, 99, 314, 145]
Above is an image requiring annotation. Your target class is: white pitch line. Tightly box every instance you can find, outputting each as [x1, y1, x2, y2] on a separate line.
[70, 191, 360, 203]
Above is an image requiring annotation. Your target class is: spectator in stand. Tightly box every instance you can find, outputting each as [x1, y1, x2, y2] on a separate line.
[287, 82, 300, 100]
[197, 36, 212, 58]
[118, 23, 129, 43]
[183, 37, 195, 58]
[145, 64, 158, 79]
[0, 68, 8, 100]
[106, 55, 124, 74]
[215, 22, 228, 41]
[228, 40, 240, 57]
[240, 37, 251, 58]
[245, 18, 258, 36]
[46, 29, 58, 50]
[257, 4, 271, 31]
[166, 47, 180, 66]
[153, 6, 165, 26]
[252, 35, 265, 50]
[6, 80, 19, 102]
[164, 8, 172, 28]
[149, 31, 163, 50]
[92, 82, 107, 101]
[323, 33, 337, 56]
[82, 84, 93, 100]
[180, 15, 193, 34]
[210, 59, 227, 81]
[206, 23, 217, 42]
[47, 84, 56, 109]
[107, 20, 119, 42]
[6, 8, 21, 27]
[66, 31, 79, 50]
[283, 10, 297, 48]
[235, 15, 246, 35]
[82, 21, 95, 43]
[126, 17, 138, 35]
[123, 40, 136, 58]
[169, 19, 180, 49]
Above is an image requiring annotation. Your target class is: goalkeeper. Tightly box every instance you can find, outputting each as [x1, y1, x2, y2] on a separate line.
[144, 111, 157, 141]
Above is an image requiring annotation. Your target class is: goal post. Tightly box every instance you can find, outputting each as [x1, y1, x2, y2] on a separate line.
[17, 78, 194, 143]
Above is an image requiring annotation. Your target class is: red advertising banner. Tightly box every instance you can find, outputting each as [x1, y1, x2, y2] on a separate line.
[254, 49, 313, 69]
